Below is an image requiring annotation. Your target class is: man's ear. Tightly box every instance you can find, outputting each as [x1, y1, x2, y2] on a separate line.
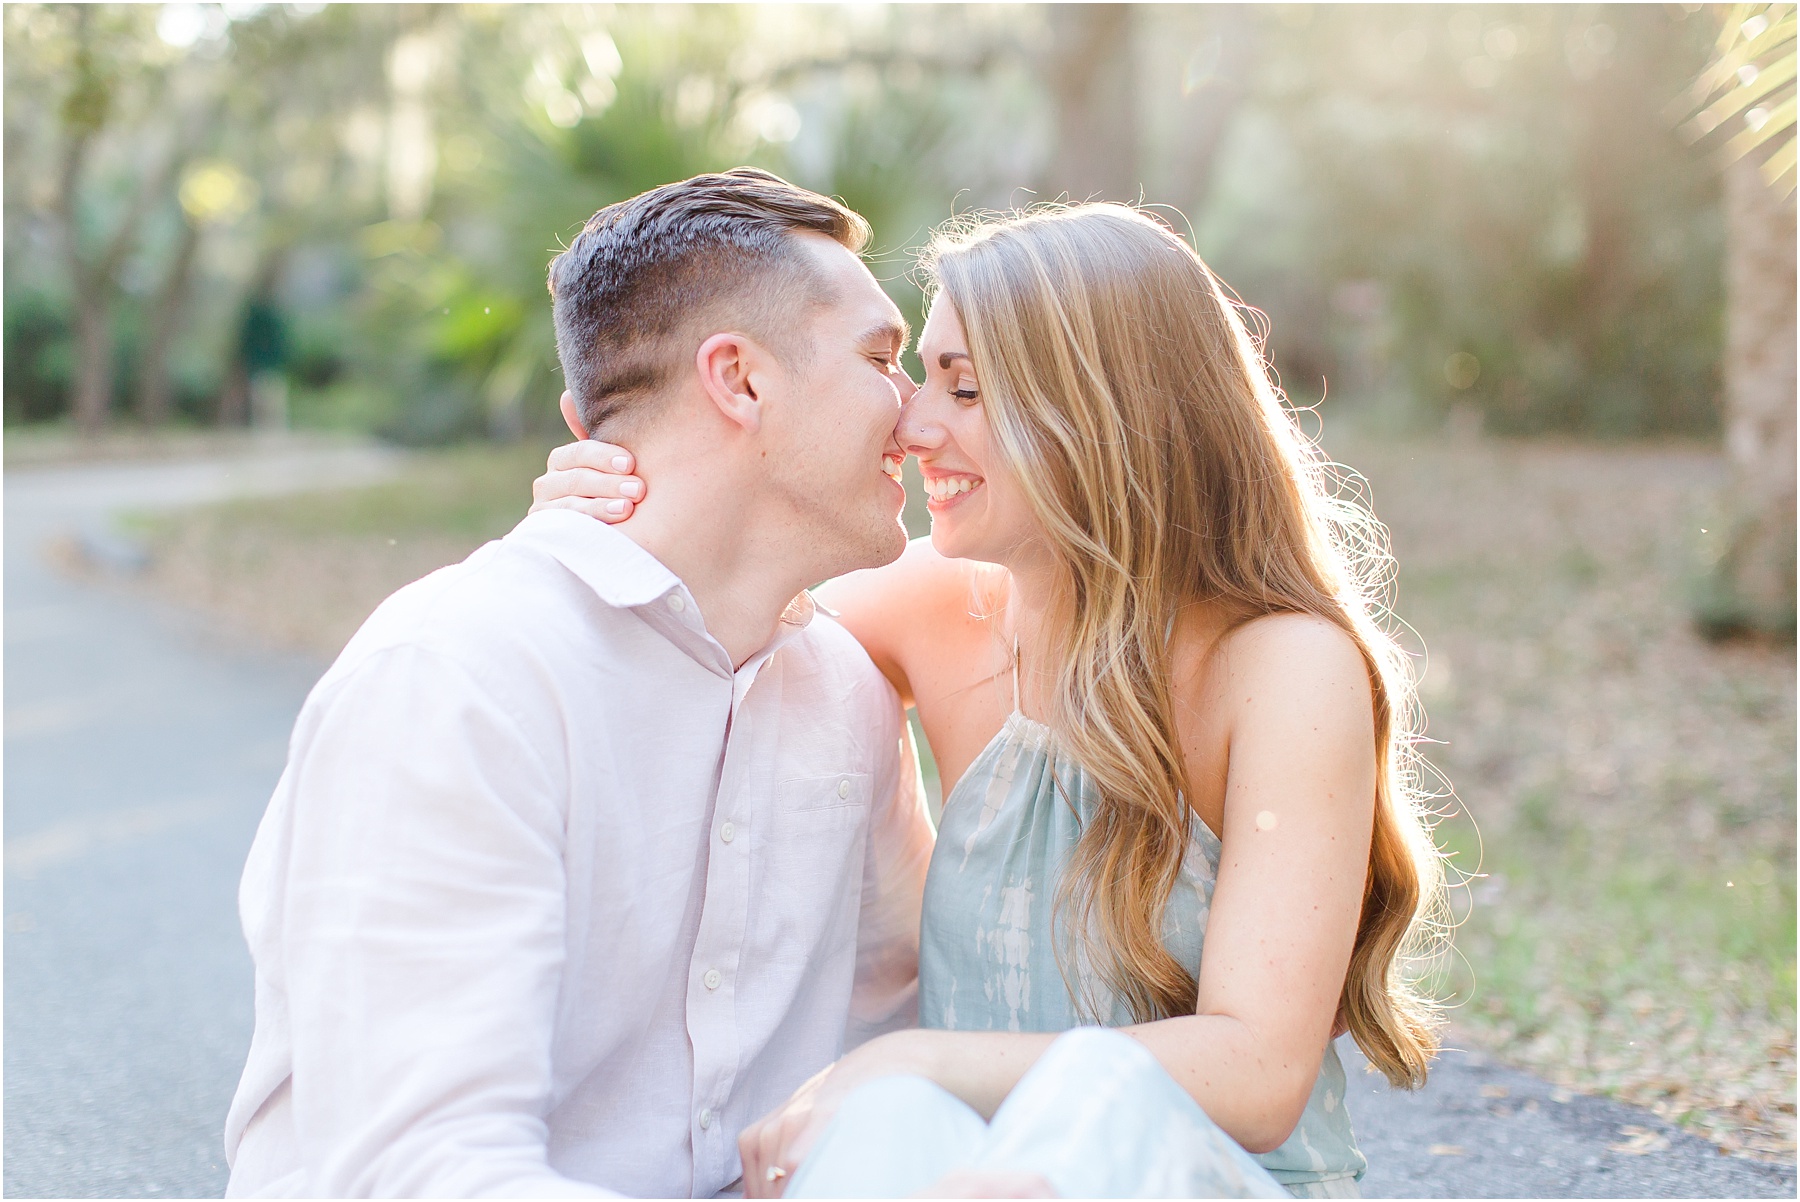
[560, 390, 589, 441]
[695, 332, 769, 434]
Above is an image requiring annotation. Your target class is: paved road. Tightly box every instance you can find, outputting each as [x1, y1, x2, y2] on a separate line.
[5, 445, 398, 1199]
[1344, 1043, 1794, 1197]
[4, 447, 1794, 1198]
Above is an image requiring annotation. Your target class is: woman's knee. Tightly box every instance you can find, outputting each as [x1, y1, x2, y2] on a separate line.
[1020, 1026, 1180, 1102]
[789, 1076, 985, 1199]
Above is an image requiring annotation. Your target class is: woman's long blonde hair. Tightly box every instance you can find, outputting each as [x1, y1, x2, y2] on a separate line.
[919, 204, 1446, 1089]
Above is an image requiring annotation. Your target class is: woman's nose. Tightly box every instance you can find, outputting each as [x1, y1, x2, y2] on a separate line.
[897, 391, 945, 451]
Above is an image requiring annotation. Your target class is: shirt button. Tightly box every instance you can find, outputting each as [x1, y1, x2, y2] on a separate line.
[667, 595, 685, 613]
[720, 822, 735, 844]
[704, 968, 723, 990]
[698, 1108, 713, 1130]
[837, 778, 851, 799]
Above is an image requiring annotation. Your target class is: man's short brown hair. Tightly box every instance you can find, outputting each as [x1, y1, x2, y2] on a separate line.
[547, 168, 870, 437]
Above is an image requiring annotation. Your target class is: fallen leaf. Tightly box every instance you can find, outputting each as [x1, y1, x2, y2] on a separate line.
[1608, 1126, 1670, 1155]
[1428, 1144, 1467, 1157]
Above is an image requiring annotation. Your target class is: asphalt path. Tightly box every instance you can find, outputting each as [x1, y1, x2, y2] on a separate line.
[4, 446, 1794, 1199]
[4, 445, 399, 1199]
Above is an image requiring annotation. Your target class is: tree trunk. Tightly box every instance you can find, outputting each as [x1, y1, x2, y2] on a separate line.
[1163, 5, 1256, 214]
[70, 285, 112, 436]
[1699, 156, 1797, 639]
[218, 356, 251, 427]
[1042, 5, 1141, 202]
[135, 216, 204, 427]
[218, 248, 287, 428]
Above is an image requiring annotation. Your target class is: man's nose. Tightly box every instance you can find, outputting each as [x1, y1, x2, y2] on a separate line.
[892, 363, 920, 403]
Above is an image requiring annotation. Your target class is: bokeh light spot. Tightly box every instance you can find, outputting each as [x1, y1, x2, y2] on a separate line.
[156, 4, 208, 48]
[1445, 352, 1482, 390]
[179, 161, 257, 225]
[546, 89, 583, 129]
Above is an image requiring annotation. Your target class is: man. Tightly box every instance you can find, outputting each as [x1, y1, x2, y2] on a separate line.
[223, 169, 936, 1197]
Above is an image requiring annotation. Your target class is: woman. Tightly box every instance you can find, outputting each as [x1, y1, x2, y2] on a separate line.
[534, 204, 1446, 1197]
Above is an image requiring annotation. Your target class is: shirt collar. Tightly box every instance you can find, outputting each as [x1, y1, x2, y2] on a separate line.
[507, 508, 685, 609]
[505, 509, 816, 676]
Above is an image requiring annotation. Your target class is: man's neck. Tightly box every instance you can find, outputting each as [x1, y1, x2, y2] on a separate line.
[608, 445, 817, 670]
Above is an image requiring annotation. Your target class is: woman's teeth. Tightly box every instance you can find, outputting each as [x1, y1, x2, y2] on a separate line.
[923, 475, 982, 501]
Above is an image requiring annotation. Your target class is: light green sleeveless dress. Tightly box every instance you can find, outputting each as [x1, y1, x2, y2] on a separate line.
[919, 707, 1367, 1198]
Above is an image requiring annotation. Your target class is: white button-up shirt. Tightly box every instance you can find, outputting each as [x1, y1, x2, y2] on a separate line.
[223, 510, 935, 1198]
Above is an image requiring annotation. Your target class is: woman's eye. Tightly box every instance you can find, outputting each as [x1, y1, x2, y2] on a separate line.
[951, 387, 980, 403]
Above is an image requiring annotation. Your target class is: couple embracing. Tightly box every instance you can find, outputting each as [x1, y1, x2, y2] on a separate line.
[223, 169, 1444, 1199]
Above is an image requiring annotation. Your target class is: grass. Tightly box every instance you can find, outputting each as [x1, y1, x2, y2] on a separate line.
[1331, 432, 1797, 1159]
[124, 431, 1795, 1158]
[130, 443, 554, 655]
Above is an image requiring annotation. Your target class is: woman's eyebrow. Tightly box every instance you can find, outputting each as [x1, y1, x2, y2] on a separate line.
[938, 351, 971, 369]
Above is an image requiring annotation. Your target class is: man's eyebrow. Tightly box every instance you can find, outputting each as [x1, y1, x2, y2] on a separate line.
[938, 351, 971, 369]
[859, 317, 909, 348]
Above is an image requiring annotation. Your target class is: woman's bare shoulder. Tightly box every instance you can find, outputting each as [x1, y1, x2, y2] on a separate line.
[1174, 609, 1370, 714]
[1217, 610, 1373, 722]
[1226, 609, 1363, 660]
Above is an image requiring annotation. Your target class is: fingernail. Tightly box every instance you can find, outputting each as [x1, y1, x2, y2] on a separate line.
[620, 480, 644, 499]
[612, 456, 632, 471]
[605, 499, 628, 515]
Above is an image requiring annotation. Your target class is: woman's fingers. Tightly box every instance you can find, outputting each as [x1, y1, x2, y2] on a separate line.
[760, 1118, 792, 1199]
[533, 466, 644, 504]
[740, 1122, 770, 1199]
[530, 460, 644, 526]
[528, 495, 636, 522]
[546, 438, 635, 474]
[739, 1112, 805, 1199]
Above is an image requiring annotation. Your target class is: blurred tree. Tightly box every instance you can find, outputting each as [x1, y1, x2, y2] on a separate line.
[4, 4, 405, 431]
[1684, 4, 1796, 639]
[13, 6, 193, 433]
[1042, 5, 1139, 200]
[1158, 5, 1261, 213]
[1203, 6, 1724, 435]
[1, 4, 1742, 450]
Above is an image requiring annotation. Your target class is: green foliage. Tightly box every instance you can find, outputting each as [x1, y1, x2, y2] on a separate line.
[1446, 801, 1796, 1055]
[3, 4, 1738, 442]
[1682, 3, 1797, 194]
[4, 288, 74, 424]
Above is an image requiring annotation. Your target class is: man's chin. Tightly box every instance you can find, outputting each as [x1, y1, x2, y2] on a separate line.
[856, 517, 910, 571]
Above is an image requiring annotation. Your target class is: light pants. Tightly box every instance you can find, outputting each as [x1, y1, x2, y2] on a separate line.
[787, 1027, 1294, 1199]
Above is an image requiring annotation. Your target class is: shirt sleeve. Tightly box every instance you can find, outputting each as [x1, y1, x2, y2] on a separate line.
[275, 643, 615, 1198]
[844, 693, 936, 1049]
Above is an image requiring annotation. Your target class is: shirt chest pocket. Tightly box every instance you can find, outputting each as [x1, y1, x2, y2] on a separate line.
[756, 772, 873, 962]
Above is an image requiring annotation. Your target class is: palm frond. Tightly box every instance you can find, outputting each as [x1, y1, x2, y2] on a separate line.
[1682, 3, 1797, 195]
